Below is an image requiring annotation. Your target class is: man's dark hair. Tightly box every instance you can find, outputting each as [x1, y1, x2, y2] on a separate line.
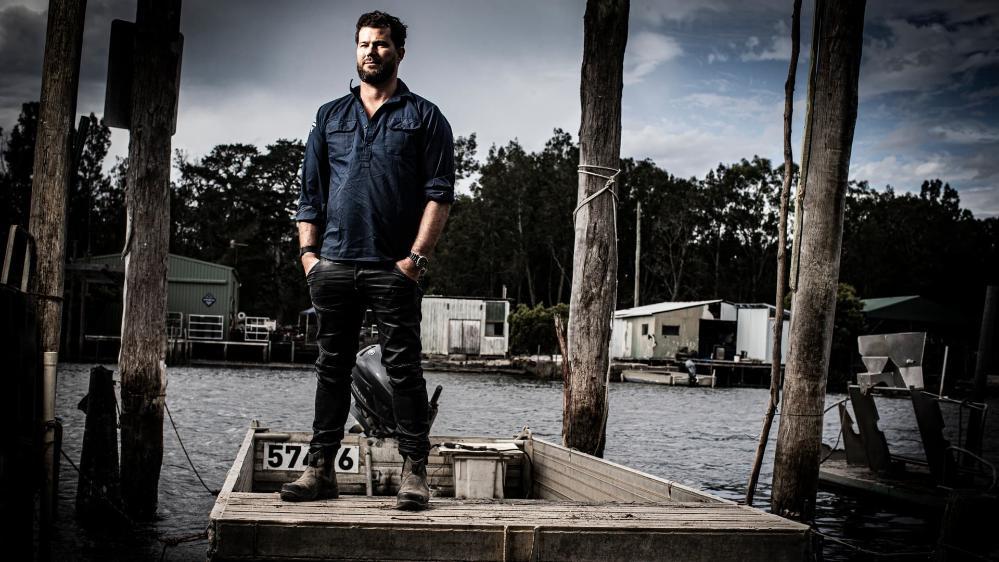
[355, 11, 407, 49]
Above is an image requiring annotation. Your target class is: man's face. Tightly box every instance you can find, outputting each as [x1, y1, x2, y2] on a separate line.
[356, 26, 403, 85]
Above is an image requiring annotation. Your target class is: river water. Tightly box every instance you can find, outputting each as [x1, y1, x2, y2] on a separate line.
[47, 362, 997, 561]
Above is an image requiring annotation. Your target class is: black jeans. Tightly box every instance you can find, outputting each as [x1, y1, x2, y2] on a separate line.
[307, 259, 430, 459]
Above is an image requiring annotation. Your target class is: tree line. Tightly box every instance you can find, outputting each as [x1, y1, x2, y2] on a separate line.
[3, 101, 996, 355]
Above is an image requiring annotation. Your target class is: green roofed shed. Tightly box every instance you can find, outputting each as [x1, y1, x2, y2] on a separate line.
[861, 295, 961, 326]
[75, 254, 240, 339]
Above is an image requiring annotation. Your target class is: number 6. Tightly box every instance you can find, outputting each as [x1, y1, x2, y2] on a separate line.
[338, 448, 354, 471]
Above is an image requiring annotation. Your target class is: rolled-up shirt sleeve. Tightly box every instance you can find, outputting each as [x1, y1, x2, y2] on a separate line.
[295, 109, 328, 223]
[422, 105, 455, 204]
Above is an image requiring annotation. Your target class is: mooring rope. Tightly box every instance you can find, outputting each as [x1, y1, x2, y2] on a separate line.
[59, 447, 137, 526]
[812, 529, 934, 559]
[574, 165, 620, 225]
[62, 444, 211, 559]
[159, 527, 210, 562]
[164, 401, 220, 496]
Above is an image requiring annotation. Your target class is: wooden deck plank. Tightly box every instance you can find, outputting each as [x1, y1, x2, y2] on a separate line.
[217, 495, 803, 531]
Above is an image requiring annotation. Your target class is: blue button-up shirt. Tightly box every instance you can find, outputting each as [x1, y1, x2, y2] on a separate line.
[296, 80, 455, 264]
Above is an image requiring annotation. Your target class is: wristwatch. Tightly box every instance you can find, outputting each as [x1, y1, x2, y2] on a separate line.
[300, 245, 320, 258]
[409, 252, 429, 275]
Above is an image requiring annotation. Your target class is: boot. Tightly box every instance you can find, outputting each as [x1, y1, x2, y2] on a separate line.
[396, 455, 430, 511]
[280, 449, 339, 502]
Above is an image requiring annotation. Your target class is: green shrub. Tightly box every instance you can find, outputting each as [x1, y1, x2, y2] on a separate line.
[509, 303, 569, 355]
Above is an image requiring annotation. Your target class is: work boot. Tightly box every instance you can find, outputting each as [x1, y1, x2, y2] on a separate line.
[280, 449, 339, 502]
[396, 455, 430, 511]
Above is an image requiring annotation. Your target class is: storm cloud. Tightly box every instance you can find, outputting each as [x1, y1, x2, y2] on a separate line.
[1, 0, 996, 215]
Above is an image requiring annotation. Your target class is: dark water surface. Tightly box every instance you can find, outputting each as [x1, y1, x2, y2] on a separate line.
[49, 363, 997, 561]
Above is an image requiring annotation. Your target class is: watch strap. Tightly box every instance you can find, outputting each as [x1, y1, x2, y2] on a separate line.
[409, 252, 429, 273]
[300, 245, 320, 258]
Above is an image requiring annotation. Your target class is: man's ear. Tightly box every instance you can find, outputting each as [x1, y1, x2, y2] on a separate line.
[398, 47, 405, 61]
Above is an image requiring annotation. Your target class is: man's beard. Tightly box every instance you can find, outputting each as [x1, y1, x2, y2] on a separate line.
[357, 57, 397, 85]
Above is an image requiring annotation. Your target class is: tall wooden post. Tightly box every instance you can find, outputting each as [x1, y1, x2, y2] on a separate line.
[973, 285, 997, 400]
[771, 0, 866, 522]
[119, 0, 182, 519]
[966, 285, 997, 457]
[633, 201, 641, 307]
[563, 0, 629, 457]
[27, 0, 88, 550]
[746, 0, 801, 507]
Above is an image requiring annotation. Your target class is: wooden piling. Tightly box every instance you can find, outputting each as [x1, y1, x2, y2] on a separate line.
[563, 0, 629, 458]
[76, 365, 123, 523]
[770, 0, 866, 522]
[118, 0, 182, 519]
[972, 285, 997, 399]
[965, 285, 997, 460]
[27, 0, 88, 553]
[746, 0, 802, 507]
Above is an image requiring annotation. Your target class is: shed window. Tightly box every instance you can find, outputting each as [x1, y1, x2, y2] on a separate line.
[485, 301, 505, 337]
[485, 302, 506, 322]
[641, 324, 649, 336]
[661, 325, 680, 336]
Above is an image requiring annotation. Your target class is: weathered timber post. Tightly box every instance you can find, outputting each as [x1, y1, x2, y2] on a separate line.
[965, 284, 997, 458]
[76, 365, 123, 523]
[633, 201, 641, 307]
[746, 0, 802, 507]
[973, 285, 997, 399]
[26, 0, 88, 550]
[770, 0, 866, 522]
[119, 0, 182, 519]
[563, 0, 629, 457]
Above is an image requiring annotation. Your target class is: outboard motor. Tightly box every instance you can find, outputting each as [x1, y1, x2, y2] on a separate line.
[349, 344, 442, 438]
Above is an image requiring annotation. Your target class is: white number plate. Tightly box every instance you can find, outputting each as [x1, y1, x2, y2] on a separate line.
[262, 443, 360, 473]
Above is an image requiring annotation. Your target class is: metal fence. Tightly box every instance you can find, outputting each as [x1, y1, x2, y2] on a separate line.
[188, 314, 223, 340]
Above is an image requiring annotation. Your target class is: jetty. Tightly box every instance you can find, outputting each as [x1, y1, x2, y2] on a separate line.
[208, 425, 810, 561]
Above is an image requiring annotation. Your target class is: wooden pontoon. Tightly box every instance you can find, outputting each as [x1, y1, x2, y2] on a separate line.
[208, 425, 810, 561]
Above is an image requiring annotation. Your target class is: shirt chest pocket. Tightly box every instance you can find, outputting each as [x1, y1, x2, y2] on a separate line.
[385, 117, 421, 157]
[325, 119, 357, 158]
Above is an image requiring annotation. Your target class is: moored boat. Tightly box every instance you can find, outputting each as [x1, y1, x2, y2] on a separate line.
[208, 424, 809, 561]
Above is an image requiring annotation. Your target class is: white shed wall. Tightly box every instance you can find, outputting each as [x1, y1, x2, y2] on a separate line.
[420, 297, 509, 356]
[610, 319, 629, 358]
[736, 308, 788, 363]
[736, 308, 769, 360]
[766, 318, 790, 364]
[720, 302, 737, 321]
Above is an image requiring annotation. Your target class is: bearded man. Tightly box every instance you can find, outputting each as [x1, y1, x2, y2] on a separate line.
[282, 10, 454, 512]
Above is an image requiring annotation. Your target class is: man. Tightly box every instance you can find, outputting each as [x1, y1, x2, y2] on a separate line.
[281, 10, 454, 512]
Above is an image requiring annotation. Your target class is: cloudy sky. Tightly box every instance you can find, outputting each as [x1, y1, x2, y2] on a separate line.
[2, 0, 997, 215]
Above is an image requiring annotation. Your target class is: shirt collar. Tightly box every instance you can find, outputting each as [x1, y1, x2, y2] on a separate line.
[349, 78, 413, 104]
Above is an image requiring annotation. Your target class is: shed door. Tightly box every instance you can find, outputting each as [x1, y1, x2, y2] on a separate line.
[449, 319, 481, 355]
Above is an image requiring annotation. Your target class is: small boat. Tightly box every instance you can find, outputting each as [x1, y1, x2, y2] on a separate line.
[621, 369, 716, 387]
[208, 346, 807, 561]
[208, 428, 808, 561]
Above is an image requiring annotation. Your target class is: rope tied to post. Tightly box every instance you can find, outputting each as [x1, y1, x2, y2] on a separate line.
[574, 165, 620, 225]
